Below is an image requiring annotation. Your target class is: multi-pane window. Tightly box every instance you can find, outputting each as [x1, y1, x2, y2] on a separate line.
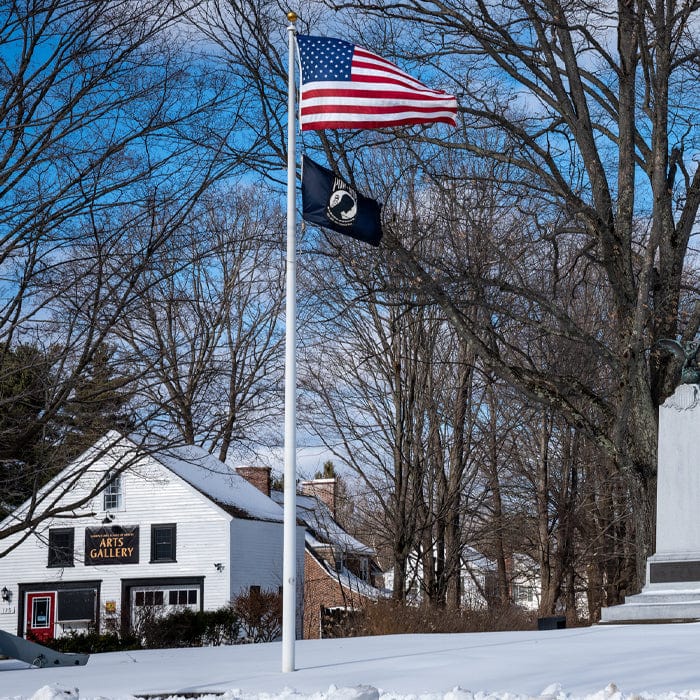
[48, 528, 75, 568]
[334, 551, 346, 573]
[168, 589, 197, 605]
[359, 557, 370, 582]
[133, 589, 197, 607]
[150, 524, 177, 562]
[513, 583, 534, 603]
[134, 590, 164, 606]
[103, 472, 122, 511]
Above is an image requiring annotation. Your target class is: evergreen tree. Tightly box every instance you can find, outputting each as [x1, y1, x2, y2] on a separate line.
[60, 344, 136, 462]
[0, 344, 55, 513]
[0, 342, 135, 515]
[315, 460, 336, 480]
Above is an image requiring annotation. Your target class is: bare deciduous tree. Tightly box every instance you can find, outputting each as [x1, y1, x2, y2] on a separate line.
[0, 0, 252, 541]
[118, 185, 286, 463]
[316, 0, 700, 588]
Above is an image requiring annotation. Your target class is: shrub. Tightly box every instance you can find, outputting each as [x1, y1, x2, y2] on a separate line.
[37, 630, 142, 654]
[327, 599, 537, 637]
[39, 597, 278, 652]
[138, 605, 242, 648]
[139, 607, 205, 648]
[233, 589, 282, 642]
[201, 606, 242, 646]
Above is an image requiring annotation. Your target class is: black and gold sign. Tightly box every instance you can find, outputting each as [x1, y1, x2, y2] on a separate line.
[85, 526, 139, 565]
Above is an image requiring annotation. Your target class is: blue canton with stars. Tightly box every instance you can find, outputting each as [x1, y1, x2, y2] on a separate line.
[297, 35, 354, 83]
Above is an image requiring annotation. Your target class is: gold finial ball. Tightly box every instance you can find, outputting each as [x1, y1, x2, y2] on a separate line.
[287, 11, 298, 22]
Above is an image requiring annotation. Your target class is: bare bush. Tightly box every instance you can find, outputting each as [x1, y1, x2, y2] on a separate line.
[232, 589, 282, 643]
[334, 599, 538, 637]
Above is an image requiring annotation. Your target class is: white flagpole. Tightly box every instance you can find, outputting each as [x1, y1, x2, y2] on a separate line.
[282, 10, 298, 674]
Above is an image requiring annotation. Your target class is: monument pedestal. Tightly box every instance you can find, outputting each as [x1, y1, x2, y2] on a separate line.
[601, 383, 700, 623]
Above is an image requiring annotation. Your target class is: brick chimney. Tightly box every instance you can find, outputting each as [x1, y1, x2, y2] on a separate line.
[235, 466, 271, 497]
[299, 478, 336, 517]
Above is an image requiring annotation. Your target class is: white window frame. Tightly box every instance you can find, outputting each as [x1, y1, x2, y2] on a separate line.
[360, 557, 370, 582]
[103, 471, 123, 511]
[131, 586, 199, 627]
[513, 582, 534, 603]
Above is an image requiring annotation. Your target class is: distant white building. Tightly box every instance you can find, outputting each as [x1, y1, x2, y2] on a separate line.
[460, 547, 498, 608]
[384, 548, 541, 612]
[0, 432, 304, 641]
[383, 546, 497, 608]
[509, 554, 541, 612]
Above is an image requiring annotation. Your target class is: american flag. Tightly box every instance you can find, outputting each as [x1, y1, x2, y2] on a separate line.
[296, 35, 458, 131]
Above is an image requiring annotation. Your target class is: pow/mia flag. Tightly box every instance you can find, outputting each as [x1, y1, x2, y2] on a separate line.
[301, 155, 383, 247]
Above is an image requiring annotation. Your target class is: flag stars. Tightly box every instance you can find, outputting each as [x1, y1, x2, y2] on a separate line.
[298, 35, 354, 83]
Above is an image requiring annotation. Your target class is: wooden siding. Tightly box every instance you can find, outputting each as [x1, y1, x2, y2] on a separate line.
[0, 446, 290, 638]
[230, 518, 305, 637]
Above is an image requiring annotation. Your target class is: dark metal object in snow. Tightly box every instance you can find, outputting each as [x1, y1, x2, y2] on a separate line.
[0, 629, 89, 668]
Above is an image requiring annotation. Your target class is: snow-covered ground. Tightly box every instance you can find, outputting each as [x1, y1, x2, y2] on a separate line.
[2, 623, 700, 700]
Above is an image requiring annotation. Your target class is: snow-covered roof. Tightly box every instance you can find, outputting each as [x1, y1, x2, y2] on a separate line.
[462, 546, 496, 571]
[157, 445, 284, 523]
[308, 547, 389, 600]
[271, 491, 374, 555]
[0, 432, 285, 529]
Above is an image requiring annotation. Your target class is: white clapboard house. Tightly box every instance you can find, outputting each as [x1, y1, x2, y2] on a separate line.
[0, 432, 304, 641]
[384, 547, 541, 612]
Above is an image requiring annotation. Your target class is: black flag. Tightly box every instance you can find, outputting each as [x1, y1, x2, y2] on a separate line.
[301, 155, 383, 247]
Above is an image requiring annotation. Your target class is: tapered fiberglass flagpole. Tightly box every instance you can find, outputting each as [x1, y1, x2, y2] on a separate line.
[282, 10, 298, 674]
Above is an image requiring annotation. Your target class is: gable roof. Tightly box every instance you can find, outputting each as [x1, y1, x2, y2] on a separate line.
[462, 546, 496, 571]
[271, 490, 373, 555]
[0, 432, 284, 528]
[157, 445, 283, 523]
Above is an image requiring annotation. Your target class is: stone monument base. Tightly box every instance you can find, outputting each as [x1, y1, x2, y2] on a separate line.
[600, 552, 700, 623]
[600, 383, 700, 624]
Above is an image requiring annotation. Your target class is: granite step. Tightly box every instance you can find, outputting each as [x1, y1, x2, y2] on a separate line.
[600, 596, 700, 623]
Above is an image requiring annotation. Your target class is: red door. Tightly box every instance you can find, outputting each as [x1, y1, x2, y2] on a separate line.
[26, 592, 56, 642]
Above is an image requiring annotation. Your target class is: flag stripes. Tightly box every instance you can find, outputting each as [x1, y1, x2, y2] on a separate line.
[297, 35, 457, 131]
